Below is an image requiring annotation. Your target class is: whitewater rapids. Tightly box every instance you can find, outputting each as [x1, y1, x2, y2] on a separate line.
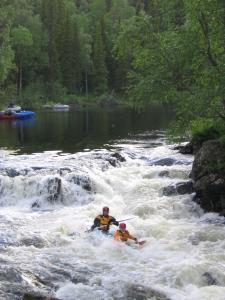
[0, 131, 225, 300]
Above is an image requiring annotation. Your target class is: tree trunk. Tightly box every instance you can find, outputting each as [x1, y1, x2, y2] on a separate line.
[85, 69, 88, 99]
[18, 60, 23, 95]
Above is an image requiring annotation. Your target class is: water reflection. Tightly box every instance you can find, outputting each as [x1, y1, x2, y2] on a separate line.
[0, 105, 173, 154]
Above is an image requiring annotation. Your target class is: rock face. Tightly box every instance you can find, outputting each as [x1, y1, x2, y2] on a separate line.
[191, 140, 225, 214]
[162, 181, 194, 196]
[23, 294, 59, 300]
[174, 143, 194, 154]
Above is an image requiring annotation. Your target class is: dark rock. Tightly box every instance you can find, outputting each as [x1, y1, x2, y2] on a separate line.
[32, 201, 40, 208]
[23, 294, 59, 300]
[70, 174, 92, 192]
[111, 152, 126, 162]
[159, 171, 170, 177]
[20, 236, 47, 248]
[46, 178, 62, 203]
[5, 168, 20, 177]
[176, 181, 194, 194]
[162, 181, 194, 196]
[149, 158, 177, 166]
[32, 167, 47, 171]
[191, 140, 225, 213]
[125, 284, 171, 300]
[202, 272, 218, 286]
[149, 158, 190, 166]
[162, 185, 177, 196]
[174, 143, 194, 155]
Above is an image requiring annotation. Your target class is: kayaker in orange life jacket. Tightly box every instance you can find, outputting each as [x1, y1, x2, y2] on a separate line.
[90, 206, 119, 233]
[114, 223, 138, 243]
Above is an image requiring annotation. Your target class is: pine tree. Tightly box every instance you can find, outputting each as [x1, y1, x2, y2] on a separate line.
[60, 14, 81, 93]
[41, 0, 63, 97]
[92, 21, 108, 94]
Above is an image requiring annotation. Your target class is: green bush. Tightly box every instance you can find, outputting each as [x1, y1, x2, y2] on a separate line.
[191, 118, 220, 145]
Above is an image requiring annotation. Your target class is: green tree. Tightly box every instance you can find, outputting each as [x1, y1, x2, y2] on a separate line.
[0, 4, 14, 87]
[60, 14, 82, 93]
[92, 21, 108, 94]
[41, 0, 64, 98]
[11, 25, 33, 95]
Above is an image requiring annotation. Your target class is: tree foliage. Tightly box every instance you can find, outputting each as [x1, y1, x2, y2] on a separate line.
[0, 0, 224, 138]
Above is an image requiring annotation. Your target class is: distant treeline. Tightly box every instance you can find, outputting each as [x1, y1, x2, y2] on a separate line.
[0, 0, 140, 103]
[1, 0, 225, 139]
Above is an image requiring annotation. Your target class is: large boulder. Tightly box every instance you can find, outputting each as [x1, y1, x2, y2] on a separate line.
[69, 174, 92, 192]
[162, 181, 194, 196]
[125, 284, 171, 300]
[149, 158, 177, 166]
[23, 294, 59, 300]
[174, 143, 194, 154]
[191, 140, 225, 213]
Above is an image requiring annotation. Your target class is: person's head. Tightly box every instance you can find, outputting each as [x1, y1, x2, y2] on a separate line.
[102, 206, 109, 216]
[119, 223, 126, 231]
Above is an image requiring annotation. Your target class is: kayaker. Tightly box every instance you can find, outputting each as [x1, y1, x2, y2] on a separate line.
[90, 206, 119, 233]
[114, 223, 138, 243]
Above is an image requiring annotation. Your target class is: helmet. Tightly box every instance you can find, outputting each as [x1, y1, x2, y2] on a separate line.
[103, 206, 109, 212]
[119, 223, 126, 230]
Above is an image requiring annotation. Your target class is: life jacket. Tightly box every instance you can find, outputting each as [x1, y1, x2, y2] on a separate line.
[96, 215, 114, 226]
[114, 230, 133, 241]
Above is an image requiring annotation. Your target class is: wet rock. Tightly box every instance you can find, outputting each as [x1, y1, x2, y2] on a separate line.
[23, 294, 59, 300]
[32, 201, 40, 208]
[202, 272, 218, 286]
[149, 157, 190, 166]
[46, 177, 62, 203]
[70, 174, 92, 192]
[174, 143, 193, 155]
[176, 181, 194, 194]
[191, 140, 225, 213]
[32, 167, 47, 171]
[103, 152, 126, 167]
[162, 185, 176, 196]
[126, 284, 171, 300]
[149, 158, 177, 166]
[5, 168, 20, 177]
[0, 178, 4, 195]
[111, 152, 126, 162]
[162, 181, 194, 196]
[158, 170, 170, 177]
[20, 236, 48, 248]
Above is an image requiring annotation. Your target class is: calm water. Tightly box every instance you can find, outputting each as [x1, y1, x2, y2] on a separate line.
[0, 105, 173, 153]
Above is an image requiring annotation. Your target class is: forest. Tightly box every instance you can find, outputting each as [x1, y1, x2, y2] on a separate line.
[0, 0, 225, 138]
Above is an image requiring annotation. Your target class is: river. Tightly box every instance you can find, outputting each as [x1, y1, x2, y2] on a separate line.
[0, 106, 225, 300]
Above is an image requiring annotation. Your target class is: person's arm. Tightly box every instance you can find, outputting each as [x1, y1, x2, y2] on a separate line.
[90, 217, 100, 231]
[110, 217, 119, 226]
[128, 232, 138, 243]
[113, 230, 121, 240]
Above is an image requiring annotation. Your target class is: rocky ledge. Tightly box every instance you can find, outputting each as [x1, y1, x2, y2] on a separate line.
[178, 140, 225, 214]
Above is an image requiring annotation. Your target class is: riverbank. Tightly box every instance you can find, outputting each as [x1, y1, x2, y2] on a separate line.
[176, 138, 225, 215]
[0, 93, 127, 111]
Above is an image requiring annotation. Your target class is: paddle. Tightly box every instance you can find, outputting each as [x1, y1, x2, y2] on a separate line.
[117, 217, 135, 223]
